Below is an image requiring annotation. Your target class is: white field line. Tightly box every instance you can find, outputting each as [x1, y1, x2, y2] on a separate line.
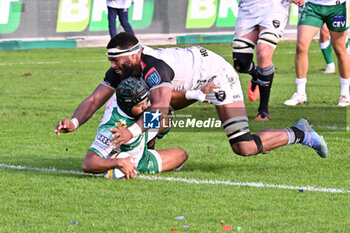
[1, 163, 349, 194]
[0, 59, 106, 66]
[1, 48, 321, 64]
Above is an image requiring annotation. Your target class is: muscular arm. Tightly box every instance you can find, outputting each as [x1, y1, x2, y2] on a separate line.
[82, 151, 136, 179]
[55, 84, 114, 135]
[170, 82, 220, 110]
[170, 91, 196, 111]
[72, 84, 115, 125]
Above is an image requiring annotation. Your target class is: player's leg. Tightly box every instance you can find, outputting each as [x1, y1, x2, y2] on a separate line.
[216, 101, 284, 155]
[320, 24, 336, 73]
[157, 148, 189, 171]
[210, 61, 327, 157]
[254, 27, 279, 120]
[216, 102, 328, 157]
[330, 29, 350, 106]
[117, 8, 134, 34]
[285, 2, 324, 106]
[284, 25, 320, 106]
[137, 148, 188, 174]
[232, 13, 260, 102]
[326, 2, 350, 106]
[107, 6, 118, 38]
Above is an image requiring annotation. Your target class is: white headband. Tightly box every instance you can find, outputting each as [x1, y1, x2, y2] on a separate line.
[107, 43, 141, 58]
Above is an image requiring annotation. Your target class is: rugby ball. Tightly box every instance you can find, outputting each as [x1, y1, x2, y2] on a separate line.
[104, 152, 132, 180]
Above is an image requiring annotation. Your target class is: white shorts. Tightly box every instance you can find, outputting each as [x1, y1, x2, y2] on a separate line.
[203, 62, 244, 106]
[234, 2, 289, 38]
[186, 47, 244, 105]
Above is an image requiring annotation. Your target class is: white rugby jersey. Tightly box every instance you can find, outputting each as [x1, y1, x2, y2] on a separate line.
[103, 46, 229, 92]
[140, 46, 227, 91]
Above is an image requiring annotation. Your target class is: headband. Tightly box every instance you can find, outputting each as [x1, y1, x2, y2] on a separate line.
[107, 43, 141, 58]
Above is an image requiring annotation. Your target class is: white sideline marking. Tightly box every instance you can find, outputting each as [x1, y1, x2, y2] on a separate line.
[0, 59, 106, 66]
[1, 163, 349, 194]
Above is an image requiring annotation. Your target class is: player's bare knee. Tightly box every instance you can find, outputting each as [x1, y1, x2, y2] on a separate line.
[232, 142, 257, 156]
[179, 148, 189, 161]
[257, 49, 271, 60]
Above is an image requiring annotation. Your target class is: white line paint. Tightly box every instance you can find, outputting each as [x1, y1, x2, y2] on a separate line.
[0, 59, 106, 66]
[138, 175, 350, 194]
[1, 163, 349, 194]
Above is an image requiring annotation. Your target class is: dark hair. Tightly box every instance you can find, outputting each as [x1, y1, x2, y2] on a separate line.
[107, 32, 139, 49]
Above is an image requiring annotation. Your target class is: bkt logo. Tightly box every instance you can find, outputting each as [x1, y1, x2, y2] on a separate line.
[143, 110, 161, 129]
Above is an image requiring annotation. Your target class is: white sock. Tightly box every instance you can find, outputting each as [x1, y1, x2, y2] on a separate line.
[296, 78, 307, 95]
[327, 62, 335, 69]
[340, 77, 350, 97]
[319, 39, 331, 49]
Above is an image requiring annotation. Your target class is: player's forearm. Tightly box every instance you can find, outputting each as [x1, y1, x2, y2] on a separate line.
[71, 97, 101, 127]
[171, 90, 196, 110]
[82, 156, 123, 174]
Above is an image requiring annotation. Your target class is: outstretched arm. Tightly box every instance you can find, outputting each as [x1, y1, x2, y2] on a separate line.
[55, 84, 114, 135]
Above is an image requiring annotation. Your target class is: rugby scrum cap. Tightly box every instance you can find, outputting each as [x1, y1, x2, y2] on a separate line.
[116, 77, 149, 117]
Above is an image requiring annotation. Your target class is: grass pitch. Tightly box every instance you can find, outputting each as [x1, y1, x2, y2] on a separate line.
[0, 42, 349, 233]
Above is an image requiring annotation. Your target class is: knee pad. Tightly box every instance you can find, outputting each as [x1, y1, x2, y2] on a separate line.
[257, 29, 280, 49]
[232, 38, 255, 73]
[257, 64, 274, 87]
[252, 134, 263, 154]
[223, 116, 251, 144]
[223, 116, 263, 154]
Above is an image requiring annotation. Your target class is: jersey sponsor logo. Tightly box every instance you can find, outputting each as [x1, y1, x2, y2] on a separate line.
[97, 134, 111, 145]
[272, 20, 280, 28]
[215, 90, 226, 102]
[232, 94, 241, 100]
[333, 15, 346, 28]
[144, 67, 161, 87]
[199, 47, 208, 57]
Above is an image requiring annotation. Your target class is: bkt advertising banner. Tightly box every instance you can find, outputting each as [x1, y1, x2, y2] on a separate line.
[0, 0, 299, 40]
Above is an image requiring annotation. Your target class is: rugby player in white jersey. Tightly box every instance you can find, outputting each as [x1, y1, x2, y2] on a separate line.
[232, 0, 304, 120]
[55, 32, 328, 161]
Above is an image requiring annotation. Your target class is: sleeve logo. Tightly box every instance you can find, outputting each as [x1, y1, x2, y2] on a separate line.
[144, 67, 161, 87]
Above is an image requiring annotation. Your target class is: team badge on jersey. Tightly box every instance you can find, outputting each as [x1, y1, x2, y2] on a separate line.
[272, 20, 280, 28]
[216, 91, 226, 102]
[115, 120, 127, 128]
[144, 67, 161, 87]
